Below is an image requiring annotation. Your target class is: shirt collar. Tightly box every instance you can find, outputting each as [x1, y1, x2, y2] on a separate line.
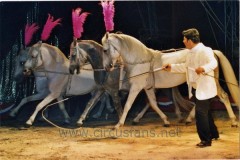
[190, 42, 203, 53]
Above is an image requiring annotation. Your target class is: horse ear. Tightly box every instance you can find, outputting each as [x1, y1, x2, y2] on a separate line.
[73, 37, 77, 46]
[36, 41, 42, 48]
[106, 32, 109, 39]
[20, 44, 25, 50]
[17, 44, 24, 56]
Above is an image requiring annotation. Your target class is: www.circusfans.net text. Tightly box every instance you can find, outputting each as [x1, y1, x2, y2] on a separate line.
[59, 127, 182, 138]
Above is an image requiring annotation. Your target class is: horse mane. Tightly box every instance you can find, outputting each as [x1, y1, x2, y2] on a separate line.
[109, 33, 156, 64]
[41, 43, 68, 63]
[79, 40, 103, 49]
[77, 40, 104, 67]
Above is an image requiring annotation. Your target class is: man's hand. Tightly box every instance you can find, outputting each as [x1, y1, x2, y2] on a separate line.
[195, 67, 205, 75]
[163, 64, 171, 71]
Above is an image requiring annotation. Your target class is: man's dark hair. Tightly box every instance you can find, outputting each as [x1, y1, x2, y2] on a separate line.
[182, 28, 200, 43]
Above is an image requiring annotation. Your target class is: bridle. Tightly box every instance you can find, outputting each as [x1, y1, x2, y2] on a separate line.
[70, 43, 112, 72]
[103, 38, 123, 69]
[27, 46, 44, 71]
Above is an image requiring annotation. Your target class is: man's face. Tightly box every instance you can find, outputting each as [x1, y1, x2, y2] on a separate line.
[183, 36, 192, 49]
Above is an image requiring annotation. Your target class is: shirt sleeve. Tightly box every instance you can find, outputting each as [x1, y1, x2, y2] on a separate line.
[201, 48, 218, 73]
[171, 63, 187, 73]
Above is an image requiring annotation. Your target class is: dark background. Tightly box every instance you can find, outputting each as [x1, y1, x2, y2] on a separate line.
[1, 1, 239, 59]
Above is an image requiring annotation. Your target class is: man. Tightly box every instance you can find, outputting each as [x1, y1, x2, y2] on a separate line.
[163, 28, 219, 148]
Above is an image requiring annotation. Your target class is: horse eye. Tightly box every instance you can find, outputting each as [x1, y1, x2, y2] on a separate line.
[20, 62, 24, 65]
[104, 50, 107, 53]
[71, 54, 76, 57]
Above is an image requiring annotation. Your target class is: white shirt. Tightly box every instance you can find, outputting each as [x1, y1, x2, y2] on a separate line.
[171, 43, 218, 100]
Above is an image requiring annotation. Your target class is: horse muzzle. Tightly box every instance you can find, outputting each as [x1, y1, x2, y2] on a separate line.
[69, 64, 80, 75]
[23, 69, 32, 76]
[105, 63, 114, 72]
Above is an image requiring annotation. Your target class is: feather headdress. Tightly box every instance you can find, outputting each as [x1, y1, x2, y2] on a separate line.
[41, 14, 61, 41]
[24, 23, 39, 46]
[101, 0, 115, 32]
[72, 8, 90, 39]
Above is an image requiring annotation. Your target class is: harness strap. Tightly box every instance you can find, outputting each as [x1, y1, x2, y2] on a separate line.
[64, 74, 73, 96]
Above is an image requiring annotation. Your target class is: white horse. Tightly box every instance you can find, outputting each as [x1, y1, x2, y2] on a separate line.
[69, 39, 195, 125]
[22, 41, 98, 126]
[10, 46, 113, 123]
[9, 47, 70, 122]
[101, 33, 239, 129]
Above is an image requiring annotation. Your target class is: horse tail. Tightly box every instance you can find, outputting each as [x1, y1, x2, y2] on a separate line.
[172, 87, 195, 112]
[213, 50, 239, 107]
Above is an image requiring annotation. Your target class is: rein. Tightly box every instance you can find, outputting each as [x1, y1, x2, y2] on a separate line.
[31, 65, 123, 77]
[106, 39, 240, 87]
[161, 48, 186, 53]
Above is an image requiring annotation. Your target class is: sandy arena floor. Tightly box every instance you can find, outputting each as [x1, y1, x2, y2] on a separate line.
[0, 111, 239, 160]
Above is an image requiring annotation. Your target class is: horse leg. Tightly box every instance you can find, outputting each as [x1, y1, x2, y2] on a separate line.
[57, 97, 71, 124]
[105, 93, 114, 113]
[165, 88, 184, 123]
[133, 103, 150, 123]
[171, 87, 195, 124]
[217, 85, 238, 127]
[132, 88, 181, 124]
[77, 90, 105, 126]
[115, 86, 142, 129]
[25, 93, 58, 126]
[185, 105, 195, 125]
[173, 100, 184, 123]
[111, 90, 123, 120]
[144, 88, 170, 127]
[170, 87, 184, 123]
[9, 92, 47, 117]
[92, 93, 106, 119]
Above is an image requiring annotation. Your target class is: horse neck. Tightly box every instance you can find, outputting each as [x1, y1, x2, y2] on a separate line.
[78, 42, 108, 85]
[79, 42, 104, 70]
[118, 34, 154, 64]
[41, 45, 69, 73]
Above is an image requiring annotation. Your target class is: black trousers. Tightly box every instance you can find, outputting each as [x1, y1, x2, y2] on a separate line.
[192, 90, 219, 142]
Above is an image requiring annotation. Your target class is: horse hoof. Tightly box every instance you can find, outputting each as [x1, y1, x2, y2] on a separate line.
[9, 111, 16, 117]
[24, 123, 31, 128]
[185, 121, 192, 125]
[76, 123, 83, 127]
[108, 108, 114, 113]
[8, 114, 17, 120]
[178, 119, 185, 123]
[132, 121, 139, 125]
[163, 124, 170, 127]
[64, 120, 71, 125]
[92, 114, 101, 119]
[114, 123, 121, 130]
[231, 124, 238, 128]
[18, 126, 29, 130]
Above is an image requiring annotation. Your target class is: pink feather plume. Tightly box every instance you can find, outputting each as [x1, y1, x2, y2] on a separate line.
[101, 0, 115, 32]
[41, 14, 61, 41]
[24, 23, 39, 46]
[72, 8, 90, 39]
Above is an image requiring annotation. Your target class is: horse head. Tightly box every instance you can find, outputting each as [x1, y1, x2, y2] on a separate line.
[14, 45, 31, 83]
[23, 41, 43, 76]
[69, 38, 87, 74]
[101, 32, 122, 71]
[69, 39, 113, 85]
